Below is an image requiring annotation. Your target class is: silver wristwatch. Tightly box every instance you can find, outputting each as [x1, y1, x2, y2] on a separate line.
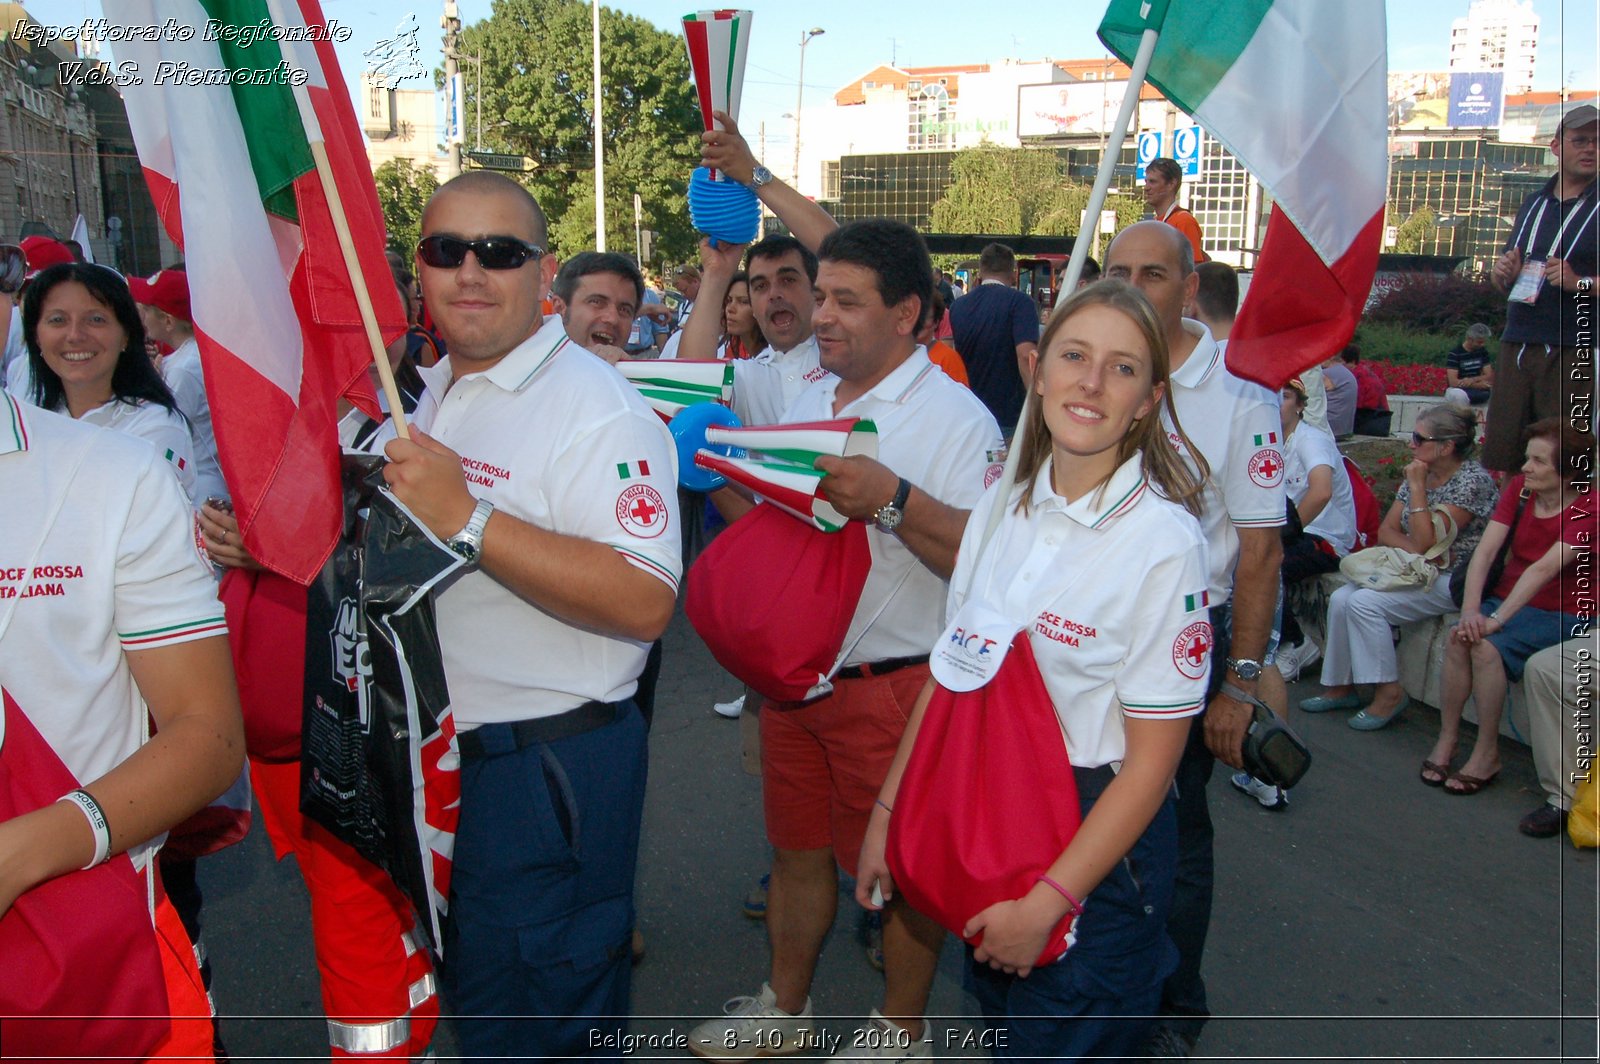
[1226, 657, 1263, 681]
[447, 499, 494, 567]
[749, 164, 775, 188]
[873, 478, 912, 533]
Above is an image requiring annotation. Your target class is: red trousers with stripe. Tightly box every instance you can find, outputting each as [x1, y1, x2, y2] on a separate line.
[251, 758, 438, 1060]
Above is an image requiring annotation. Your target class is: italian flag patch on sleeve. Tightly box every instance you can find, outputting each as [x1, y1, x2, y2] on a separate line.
[164, 448, 187, 471]
[1184, 590, 1210, 612]
[616, 459, 653, 480]
[1252, 432, 1279, 446]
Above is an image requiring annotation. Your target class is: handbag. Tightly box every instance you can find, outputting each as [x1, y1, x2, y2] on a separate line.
[886, 634, 1083, 968]
[685, 503, 873, 703]
[1339, 509, 1456, 591]
[1450, 487, 1531, 608]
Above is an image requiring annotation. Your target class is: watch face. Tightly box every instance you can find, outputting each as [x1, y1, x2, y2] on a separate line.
[449, 538, 480, 564]
[874, 506, 903, 532]
[751, 165, 773, 187]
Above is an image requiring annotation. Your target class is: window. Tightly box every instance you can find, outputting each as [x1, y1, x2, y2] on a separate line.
[368, 86, 385, 119]
[862, 80, 876, 90]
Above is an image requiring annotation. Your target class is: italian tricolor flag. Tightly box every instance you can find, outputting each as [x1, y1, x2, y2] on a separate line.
[1099, 0, 1387, 391]
[111, 0, 403, 584]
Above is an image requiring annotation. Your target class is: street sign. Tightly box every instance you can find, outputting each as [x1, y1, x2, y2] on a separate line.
[1172, 125, 1201, 176]
[464, 151, 536, 173]
[1135, 130, 1162, 181]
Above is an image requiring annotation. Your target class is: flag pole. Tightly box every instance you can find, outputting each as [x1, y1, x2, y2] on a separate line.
[972, 21, 1162, 558]
[265, 0, 411, 440]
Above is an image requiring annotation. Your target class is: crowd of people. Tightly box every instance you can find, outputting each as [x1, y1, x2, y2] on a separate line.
[0, 96, 1594, 1064]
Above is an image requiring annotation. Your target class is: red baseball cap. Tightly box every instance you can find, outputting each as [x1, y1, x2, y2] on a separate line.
[128, 269, 192, 323]
[19, 235, 73, 278]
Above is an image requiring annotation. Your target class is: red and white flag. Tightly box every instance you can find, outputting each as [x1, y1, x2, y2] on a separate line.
[110, 0, 404, 583]
[1099, 0, 1387, 389]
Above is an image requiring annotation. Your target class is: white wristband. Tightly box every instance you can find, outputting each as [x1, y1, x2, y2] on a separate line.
[58, 789, 112, 869]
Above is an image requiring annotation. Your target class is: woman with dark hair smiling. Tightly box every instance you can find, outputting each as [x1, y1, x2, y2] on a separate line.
[21, 262, 195, 501]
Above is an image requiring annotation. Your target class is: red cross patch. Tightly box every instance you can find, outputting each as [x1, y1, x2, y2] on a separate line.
[1172, 620, 1213, 680]
[1247, 447, 1284, 488]
[616, 484, 669, 539]
[984, 463, 1004, 488]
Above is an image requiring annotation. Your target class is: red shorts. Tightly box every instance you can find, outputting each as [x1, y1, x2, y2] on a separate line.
[761, 664, 930, 876]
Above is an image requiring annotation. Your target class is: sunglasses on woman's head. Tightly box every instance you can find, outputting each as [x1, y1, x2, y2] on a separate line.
[1411, 431, 1459, 445]
[416, 235, 543, 271]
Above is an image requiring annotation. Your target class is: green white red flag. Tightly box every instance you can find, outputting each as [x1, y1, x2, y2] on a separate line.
[1099, 0, 1387, 390]
[110, 0, 404, 584]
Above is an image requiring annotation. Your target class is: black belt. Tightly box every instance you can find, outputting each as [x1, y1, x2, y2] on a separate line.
[456, 700, 627, 760]
[836, 654, 930, 680]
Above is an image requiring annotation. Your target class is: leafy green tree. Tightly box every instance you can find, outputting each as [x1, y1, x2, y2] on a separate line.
[930, 145, 1141, 239]
[1390, 205, 1437, 254]
[372, 158, 440, 257]
[456, 0, 703, 262]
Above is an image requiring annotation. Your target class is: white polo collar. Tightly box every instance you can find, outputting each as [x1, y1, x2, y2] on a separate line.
[1168, 318, 1220, 389]
[422, 315, 575, 398]
[1030, 453, 1149, 530]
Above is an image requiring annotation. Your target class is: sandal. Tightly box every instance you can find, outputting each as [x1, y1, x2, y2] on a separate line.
[1419, 759, 1450, 787]
[1444, 770, 1499, 796]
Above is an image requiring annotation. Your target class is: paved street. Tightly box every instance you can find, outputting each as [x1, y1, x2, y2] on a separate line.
[196, 607, 1598, 1062]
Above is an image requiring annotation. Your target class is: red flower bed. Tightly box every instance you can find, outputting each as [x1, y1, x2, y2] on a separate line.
[1367, 361, 1448, 396]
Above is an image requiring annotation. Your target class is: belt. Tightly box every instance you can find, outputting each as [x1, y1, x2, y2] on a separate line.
[456, 700, 627, 760]
[836, 654, 930, 680]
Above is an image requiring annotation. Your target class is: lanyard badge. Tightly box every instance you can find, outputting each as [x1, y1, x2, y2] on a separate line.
[1509, 258, 1546, 305]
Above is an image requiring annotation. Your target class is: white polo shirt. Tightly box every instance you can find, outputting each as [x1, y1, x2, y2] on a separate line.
[0, 395, 226, 865]
[1161, 320, 1285, 602]
[408, 317, 682, 725]
[733, 335, 830, 426]
[161, 338, 227, 505]
[1285, 422, 1358, 555]
[784, 348, 1003, 665]
[948, 455, 1211, 767]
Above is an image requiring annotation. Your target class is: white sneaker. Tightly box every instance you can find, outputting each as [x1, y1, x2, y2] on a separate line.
[688, 983, 817, 1060]
[1229, 771, 1288, 811]
[713, 694, 746, 719]
[1275, 640, 1320, 683]
[832, 1011, 933, 1063]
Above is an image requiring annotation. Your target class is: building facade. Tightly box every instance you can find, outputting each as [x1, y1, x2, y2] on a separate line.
[359, 71, 444, 176]
[1449, 0, 1540, 96]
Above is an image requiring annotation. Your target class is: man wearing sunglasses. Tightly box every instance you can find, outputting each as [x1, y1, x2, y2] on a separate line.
[382, 171, 681, 1061]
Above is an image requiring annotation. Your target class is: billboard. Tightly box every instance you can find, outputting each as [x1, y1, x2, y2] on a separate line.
[1387, 70, 1451, 129]
[1448, 71, 1505, 128]
[1018, 80, 1133, 138]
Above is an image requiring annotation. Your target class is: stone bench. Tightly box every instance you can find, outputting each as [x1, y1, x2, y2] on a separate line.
[1300, 573, 1528, 742]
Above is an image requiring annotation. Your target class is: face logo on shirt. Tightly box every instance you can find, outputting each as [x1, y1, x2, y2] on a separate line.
[1247, 447, 1285, 488]
[1172, 620, 1213, 679]
[616, 484, 670, 539]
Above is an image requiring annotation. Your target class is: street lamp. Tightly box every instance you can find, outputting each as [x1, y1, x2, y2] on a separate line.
[792, 28, 824, 190]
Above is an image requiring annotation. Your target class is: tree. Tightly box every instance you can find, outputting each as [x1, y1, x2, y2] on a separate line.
[1389, 205, 1437, 254]
[372, 158, 439, 258]
[929, 145, 1142, 238]
[456, 0, 703, 262]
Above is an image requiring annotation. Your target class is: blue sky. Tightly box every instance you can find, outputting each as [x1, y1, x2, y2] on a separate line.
[27, 0, 1600, 157]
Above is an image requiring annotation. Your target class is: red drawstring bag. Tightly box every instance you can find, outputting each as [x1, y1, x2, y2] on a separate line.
[0, 689, 170, 1060]
[886, 633, 1083, 968]
[218, 566, 309, 761]
[686, 503, 872, 703]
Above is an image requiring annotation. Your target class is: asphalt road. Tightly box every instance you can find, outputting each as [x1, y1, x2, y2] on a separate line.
[194, 606, 1599, 1062]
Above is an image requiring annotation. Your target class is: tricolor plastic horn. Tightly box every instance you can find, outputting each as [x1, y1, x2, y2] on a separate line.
[682, 10, 753, 174]
[693, 418, 880, 532]
[669, 402, 745, 492]
[618, 359, 735, 422]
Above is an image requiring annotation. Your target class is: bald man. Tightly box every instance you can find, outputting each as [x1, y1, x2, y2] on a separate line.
[1104, 221, 1284, 1056]
[382, 172, 681, 1059]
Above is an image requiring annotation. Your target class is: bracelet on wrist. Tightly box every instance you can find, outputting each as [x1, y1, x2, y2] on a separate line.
[58, 789, 112, 869]
[1037, 873, 1084, 916]
[874, 798, 894, 815]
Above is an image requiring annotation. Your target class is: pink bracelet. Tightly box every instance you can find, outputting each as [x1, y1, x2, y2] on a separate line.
[1037, 874, 1084, 915]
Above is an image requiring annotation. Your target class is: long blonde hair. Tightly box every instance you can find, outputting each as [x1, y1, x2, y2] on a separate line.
[1014, 279, 1208, 517]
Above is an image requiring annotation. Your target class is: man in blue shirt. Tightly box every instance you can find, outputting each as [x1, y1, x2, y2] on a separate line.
[947, 242, 1040, 436]
[1486, 103, 1598, 472]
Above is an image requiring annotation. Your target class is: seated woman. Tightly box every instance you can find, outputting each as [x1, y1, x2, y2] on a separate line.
[19, 262, 196, 503]
[1422, 419, 1596, 794]
[1301, 404, 1498, 728]
[1274, 377, 1358, 679]
[857, 280, 1210, 1060]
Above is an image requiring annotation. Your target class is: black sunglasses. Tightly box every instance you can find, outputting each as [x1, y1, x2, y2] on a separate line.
[417, 235, 543, 271]
[1411, 431, 1460, 446]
